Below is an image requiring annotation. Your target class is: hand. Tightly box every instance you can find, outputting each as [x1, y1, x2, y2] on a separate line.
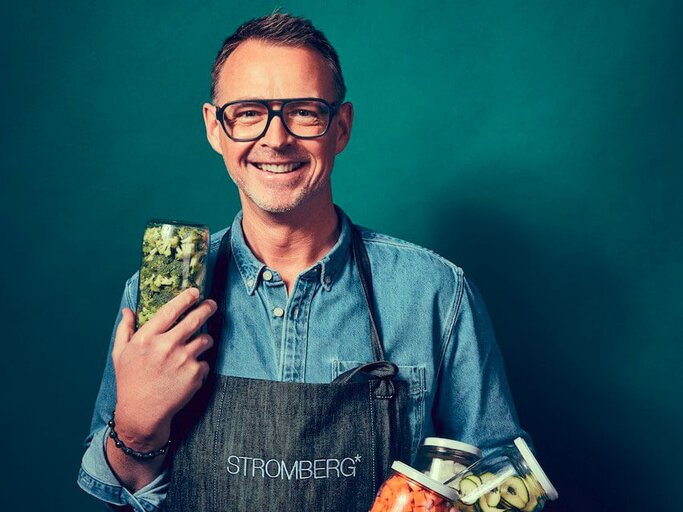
[111, 287, 217, 449]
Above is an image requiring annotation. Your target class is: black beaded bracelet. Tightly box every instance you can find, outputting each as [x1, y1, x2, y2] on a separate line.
[107, 411, 171, 460]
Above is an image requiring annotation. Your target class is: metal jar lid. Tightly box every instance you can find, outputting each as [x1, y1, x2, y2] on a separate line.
[422, 437, 483, 458]
[390, 461, 460, 502]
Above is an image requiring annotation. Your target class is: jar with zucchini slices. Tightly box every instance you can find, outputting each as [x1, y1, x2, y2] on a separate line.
[136, 220, 210, 328]
[445, 438, 558, 512]
[413, 437, 482, 485]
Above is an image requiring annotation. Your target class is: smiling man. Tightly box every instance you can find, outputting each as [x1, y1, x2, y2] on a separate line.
[78, 12, 528, 512]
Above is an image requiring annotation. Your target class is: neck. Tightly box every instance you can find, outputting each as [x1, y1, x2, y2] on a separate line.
[240, 200, 340, 285]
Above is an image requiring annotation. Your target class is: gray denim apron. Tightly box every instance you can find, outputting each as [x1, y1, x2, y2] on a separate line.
[164, 224, 411, 511]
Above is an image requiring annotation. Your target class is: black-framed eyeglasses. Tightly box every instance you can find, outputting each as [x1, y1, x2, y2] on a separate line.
[214, 97, 339, 142]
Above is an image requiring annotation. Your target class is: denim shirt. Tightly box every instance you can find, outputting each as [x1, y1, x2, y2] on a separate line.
[78, 207, 528, 511]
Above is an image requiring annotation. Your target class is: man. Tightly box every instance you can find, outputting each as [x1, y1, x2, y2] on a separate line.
[78, 12, 527, 511]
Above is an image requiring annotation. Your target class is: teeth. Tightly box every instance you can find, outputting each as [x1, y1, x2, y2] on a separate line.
[253, 162, 303, 173]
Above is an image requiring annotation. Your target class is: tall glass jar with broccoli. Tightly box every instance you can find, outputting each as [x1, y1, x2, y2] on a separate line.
[136, 220, 210, 328]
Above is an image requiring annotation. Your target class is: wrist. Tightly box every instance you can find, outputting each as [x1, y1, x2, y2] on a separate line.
[108, 411, 172, 460]
[111, 407, 172, 451]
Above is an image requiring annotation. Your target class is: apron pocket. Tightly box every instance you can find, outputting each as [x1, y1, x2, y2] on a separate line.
[332, 360, 426, 460]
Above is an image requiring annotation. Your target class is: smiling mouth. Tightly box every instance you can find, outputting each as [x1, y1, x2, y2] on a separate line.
[251, 162, 306, 173]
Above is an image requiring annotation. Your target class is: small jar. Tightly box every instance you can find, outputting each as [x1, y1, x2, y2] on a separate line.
[414, 438, 482, 485]
[136, 219, 210, 328]
[446, 437, 558, 512]
[370, 461, 460, 512]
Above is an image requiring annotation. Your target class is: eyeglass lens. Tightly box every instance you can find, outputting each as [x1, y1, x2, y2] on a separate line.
[222, 100, 331, 140]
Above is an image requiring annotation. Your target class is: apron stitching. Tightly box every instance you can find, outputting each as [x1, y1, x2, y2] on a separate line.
[368, 382, 376, 491]
[212, 377, 228, 510]
[396, 390, 402, 463]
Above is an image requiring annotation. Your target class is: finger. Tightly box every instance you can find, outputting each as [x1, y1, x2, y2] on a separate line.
[168, 299, 217, 343]
[185, 334, 214, 359]
[112, 308, 135, 364]
[196, 361, 211, 385]
[186, 360, 211, 393]
[140, 287, 202, 335]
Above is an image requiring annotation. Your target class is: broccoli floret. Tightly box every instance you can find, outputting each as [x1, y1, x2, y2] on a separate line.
[156, 239, 173, 257]
[158, 258, 184, 276]
[143, 227, 162, 245]
[146, 288, 176, 310]
[142, 255, 183, 275]
[154, 273, 179, 289]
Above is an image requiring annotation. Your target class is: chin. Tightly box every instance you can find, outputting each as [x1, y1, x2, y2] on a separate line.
[256, 203, 298, 214]
[249, 193, 308, 214]
[241, 181, 328, 215]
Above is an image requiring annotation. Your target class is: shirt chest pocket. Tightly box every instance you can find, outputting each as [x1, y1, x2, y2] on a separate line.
[331, 360, 426, 461]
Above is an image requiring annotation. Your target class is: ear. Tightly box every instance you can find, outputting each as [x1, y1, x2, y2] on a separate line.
[202, 102, 224, 155]
[334, 102, 354, 155]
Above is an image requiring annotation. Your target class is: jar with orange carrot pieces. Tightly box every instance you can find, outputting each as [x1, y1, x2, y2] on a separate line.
[369, 461, 460, 512]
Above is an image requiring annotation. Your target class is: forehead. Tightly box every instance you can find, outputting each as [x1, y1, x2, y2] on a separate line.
[216, 39, 336, 103]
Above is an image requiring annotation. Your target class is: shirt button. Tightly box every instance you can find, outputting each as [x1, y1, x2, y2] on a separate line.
[273, 307, 285, 318]
[262, 270, 273, 281]
[324, 275, 332, 285]
[246, 278, 254, 288]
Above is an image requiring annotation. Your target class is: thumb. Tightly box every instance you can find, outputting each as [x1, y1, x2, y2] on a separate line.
[112, 307, 136, 365]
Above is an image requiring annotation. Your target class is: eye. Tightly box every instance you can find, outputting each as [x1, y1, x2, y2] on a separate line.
[294, 109, 317, 117]
[225, 102, 267, 124]
[236, 109, 260, 118]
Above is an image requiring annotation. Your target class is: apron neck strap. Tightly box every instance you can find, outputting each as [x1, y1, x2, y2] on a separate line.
[350, 225, 386, 362]
[206, 221, 386, 364]
[206, 227, 232, 361]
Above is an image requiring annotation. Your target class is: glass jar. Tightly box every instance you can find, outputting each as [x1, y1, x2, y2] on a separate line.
[413, 437, 482, 485]
[136, 219, 210, 328]
[370, 461, 460, 512]
[446, 437, 558, 512]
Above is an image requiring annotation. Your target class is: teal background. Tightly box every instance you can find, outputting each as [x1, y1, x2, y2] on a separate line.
[2, 1, 681, 510]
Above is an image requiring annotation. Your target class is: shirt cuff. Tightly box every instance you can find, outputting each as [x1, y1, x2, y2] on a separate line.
[77, 426, 169, 512]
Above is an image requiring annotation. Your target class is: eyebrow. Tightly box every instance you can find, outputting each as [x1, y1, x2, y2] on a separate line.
[220, 96, 326, 103]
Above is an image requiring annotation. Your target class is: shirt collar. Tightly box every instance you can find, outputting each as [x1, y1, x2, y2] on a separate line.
[229, 206, 352, 295]
[230, 212, 265, 295]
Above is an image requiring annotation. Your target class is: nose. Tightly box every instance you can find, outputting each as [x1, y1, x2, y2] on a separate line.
[259, 112, 292, 149]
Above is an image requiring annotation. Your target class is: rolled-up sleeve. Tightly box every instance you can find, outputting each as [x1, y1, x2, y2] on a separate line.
[78, 426, 170, 511]
[434, 275, 531, 454]
[77, 274, 170, 511]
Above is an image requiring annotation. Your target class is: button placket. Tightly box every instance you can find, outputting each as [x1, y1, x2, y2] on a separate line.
[281, 278, 313, 382]
[254, 275, 288, 377]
